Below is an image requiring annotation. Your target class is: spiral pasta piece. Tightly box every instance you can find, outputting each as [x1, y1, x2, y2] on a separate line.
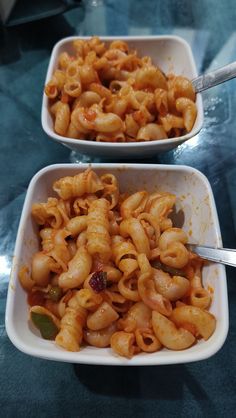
[111, 235, 138, 276]
[135, 328, 161, 352]
[152, 311, 195, 350]
[117, 301, 152, 332]
[110, 331, 136, 358]
[31, 198, 65, 228]
[31, 252, 61, 287]
[87, 302, 119, 331]
[188, 259, 211, 309]
[137, 254, 172, 316]
[50, 101, 70, 136]
[58, 246, 92, 289]
[170, 306, 216, 340]
[118, 274, 140, 302]
[120, 217, 150, 258]
[55, 293, 87, 351]
[100, 173, 120, 209]
[84, 323, 117, 348]
[40, 228, 71, 271]
[160, 241, 189, 269]
[152, 268, 190, 301]
[87, 198, 111, 262]
[120, 191, 148, 219]
[149, 193, 176, 222]
[73, 195, 97, 216]
[53, 168, 104, 200]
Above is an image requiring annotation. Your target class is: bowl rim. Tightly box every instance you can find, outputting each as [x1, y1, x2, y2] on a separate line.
[41, 35, 204, 150]
[5, 163, 229, 365]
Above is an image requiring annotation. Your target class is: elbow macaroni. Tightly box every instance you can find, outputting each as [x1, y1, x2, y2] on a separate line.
[19, 169, 216, 358]
[45, 37, 197, 143]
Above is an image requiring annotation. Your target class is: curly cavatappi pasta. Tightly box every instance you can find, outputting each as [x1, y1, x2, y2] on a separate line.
[19, 168, 216, 359]
[45, 37, 197, 143]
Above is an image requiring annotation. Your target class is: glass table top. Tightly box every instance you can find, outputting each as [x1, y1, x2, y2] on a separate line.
[0, 0, 236, 416]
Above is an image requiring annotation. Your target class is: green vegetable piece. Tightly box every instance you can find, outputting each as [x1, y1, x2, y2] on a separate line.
[151, 260, 186, 277]
[48, 286, 62, 302]
[31, 312, 59, 340]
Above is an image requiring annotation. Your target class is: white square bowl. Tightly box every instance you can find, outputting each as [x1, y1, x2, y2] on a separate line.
[41, 36, 204, 159]
[5, 164, 228, 365]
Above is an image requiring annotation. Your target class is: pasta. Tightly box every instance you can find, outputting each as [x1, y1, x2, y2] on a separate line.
[45, 37, 197, 142]
[19, 169, 216, 358]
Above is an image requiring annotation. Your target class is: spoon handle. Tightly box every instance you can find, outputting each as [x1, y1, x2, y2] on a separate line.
[187, 244, 236, 267]
[192, 62, 236, 93]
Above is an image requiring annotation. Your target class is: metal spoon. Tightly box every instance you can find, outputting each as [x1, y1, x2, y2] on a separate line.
[187, 244, 236, 267]
[192, 61, 236, 93]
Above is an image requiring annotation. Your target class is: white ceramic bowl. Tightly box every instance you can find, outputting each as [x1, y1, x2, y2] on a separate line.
[5, 163, 228, 365]
[41, 36, 204, 159]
